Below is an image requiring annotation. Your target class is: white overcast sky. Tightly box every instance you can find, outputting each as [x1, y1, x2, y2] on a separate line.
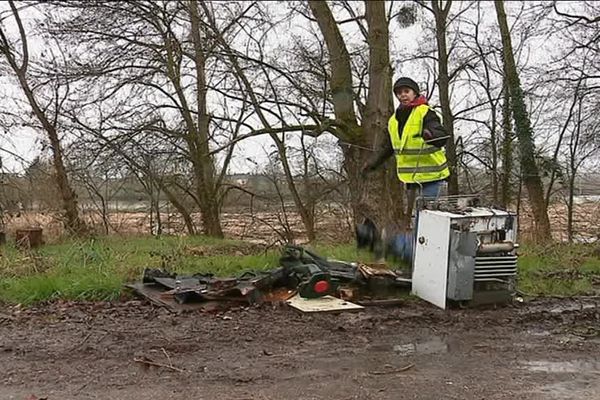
[0, 1, 581, 174]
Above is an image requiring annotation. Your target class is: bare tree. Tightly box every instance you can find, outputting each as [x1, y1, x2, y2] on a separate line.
[549, 1, 600, 89]
[199, 1, 322, 241]
[307, 0, 410, 229]
[563, 95, 597, 242]
[452, 3, 504, 200]
[499, 75, 514, 208]
[420, 0, 461, 194]
[495, 0, 551, 241]
[0, 1, 87, 234]
[69, 111, 199, 236]
[187, 0, 222, 236]
[44, 0, 258, 237]
[363, 0, 406, 227]
[543, 1, 600, 207]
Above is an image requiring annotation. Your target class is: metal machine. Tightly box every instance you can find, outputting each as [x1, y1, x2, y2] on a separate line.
[411, 196, 519, 309]
[356, 195, 519, 309]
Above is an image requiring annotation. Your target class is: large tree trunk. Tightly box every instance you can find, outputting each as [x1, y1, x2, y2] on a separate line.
[489, 103, 499, 203]
[310, 0, 407, 229]
[42, 121, 87, 235]
[432, 0, 459, 195]
[364, 0, 392, 139]
[500, 77, 513, 208]
[364, 1, 407, 228]
[307, 1, 360, 136]
[308, 1, 364, 225]
[495, 0, 551, 241]
[186, 0, 223, 237]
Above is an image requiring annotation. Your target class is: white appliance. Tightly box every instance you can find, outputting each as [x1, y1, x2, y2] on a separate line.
[411, 197, 518, 309]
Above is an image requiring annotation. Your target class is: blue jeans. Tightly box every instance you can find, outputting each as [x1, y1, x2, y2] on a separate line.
[406, 180, 444, 199]
[389, 180, 445, 263]
[411, 180, 445, 236]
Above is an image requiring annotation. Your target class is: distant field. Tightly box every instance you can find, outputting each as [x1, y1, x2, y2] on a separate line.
[2, 198, 598, 244]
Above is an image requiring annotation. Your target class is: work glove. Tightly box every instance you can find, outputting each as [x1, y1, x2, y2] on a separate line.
[422, 128, 434, 141]
[422, 128, 448, 148]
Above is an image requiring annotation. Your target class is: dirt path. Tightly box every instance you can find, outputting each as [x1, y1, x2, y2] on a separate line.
[1, 298, 599, 400]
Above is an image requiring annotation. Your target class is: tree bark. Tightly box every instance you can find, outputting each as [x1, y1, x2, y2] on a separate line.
[500, 76, 513, 208]
[489, 104, 499, 202]
[364, 0, 407, 228]
[187, 0, 223, 237]
[308, 1, 360, 138]
[495, 0, 551, 241]
[431, 0, 459, 195]
[308, 0, 366, 224]
[310, 0, 408, 229]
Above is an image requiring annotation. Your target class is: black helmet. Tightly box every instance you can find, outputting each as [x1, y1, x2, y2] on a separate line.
[393, 77, 419, 95]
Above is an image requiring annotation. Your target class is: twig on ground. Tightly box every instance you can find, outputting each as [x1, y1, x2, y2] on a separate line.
[73, 375, 96, 395]
[161, 347, 173, 367]
[134, 357, 184, 372]
[369, 363, 414, 375]
[72, 332, 93, 350]
[356, 299, 406, 307]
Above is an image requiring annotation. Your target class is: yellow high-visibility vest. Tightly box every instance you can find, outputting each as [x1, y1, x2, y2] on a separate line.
[388, 104, 450, 184]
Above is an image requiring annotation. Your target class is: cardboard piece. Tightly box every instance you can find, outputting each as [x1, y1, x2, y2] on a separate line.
[286, 294, 364, 313]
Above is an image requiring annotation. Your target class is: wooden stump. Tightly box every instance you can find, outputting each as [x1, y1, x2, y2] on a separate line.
[15, 228, 43, 249]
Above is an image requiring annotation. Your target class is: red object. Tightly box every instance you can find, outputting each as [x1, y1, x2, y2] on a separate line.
[314, 280, 330, 294]
[400, 95, 428, 109]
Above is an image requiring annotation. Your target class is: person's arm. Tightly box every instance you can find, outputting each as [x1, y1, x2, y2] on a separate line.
[363, 135, 394, 173]
[422, 109, 450, 148]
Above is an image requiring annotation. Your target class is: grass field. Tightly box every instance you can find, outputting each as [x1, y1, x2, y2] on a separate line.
[0, 235, 598, 304]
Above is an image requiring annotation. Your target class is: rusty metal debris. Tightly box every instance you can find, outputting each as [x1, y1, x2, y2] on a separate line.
[128, 245, 409, 312]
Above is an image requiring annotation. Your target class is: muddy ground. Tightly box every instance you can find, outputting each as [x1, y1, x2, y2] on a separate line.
[1, 297, 599, 400]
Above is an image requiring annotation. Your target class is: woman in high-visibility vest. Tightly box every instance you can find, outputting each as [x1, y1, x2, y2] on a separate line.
[362, 77, 450, 199]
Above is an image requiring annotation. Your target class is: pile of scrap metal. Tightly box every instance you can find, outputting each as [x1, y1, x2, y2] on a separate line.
[129, 245, 409, 311]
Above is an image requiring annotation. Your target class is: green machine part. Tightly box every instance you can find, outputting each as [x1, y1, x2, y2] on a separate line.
[295, 263, 338, 299]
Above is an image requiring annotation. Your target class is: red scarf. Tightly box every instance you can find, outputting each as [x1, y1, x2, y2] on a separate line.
[399, 95, 428, 109]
